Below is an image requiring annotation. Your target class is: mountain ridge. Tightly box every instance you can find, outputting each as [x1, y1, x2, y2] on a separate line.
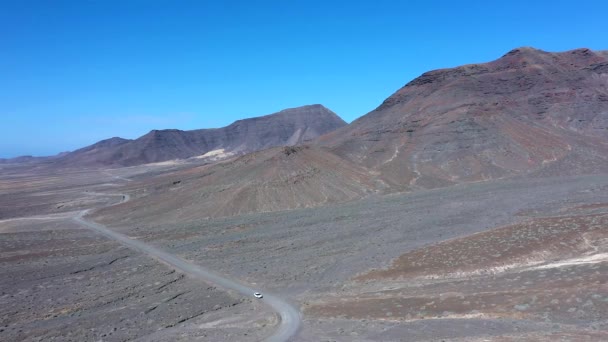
[90, 46, 608, 221]
[318, 46, 608, 189]
[52, 104, 346, 167]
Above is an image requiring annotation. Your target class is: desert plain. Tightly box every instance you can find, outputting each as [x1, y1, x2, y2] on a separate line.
[1, 160, 607, 341]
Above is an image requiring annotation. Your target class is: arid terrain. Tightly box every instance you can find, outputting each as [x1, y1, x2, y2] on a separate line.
[0, 166, 278, 342]
[2, 164, 607, 341]
[74, 48, 608, 221]
[2, 47, 608, 341]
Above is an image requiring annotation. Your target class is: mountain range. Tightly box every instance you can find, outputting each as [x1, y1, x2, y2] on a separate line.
[2, 104, 346, 167]
[10, 47, 608, 220]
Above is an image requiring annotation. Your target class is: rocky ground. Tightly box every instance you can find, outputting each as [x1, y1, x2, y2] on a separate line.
[0, 168, 275, 342]
[307, 214, 608, 340]
[2, 164, 608, 341]
[99, 174, 608, 341]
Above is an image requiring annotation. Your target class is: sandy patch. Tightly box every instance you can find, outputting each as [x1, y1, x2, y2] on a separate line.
[527, 252, 608, 270]
[193, 149, 235, 160]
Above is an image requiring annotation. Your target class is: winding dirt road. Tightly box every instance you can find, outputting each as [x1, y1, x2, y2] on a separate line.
[73, 192, 301, 342]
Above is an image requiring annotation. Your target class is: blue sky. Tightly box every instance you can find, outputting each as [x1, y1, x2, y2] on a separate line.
[2, 0, 607, 157]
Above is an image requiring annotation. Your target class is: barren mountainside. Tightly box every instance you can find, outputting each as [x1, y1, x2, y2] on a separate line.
[55, 104, 346, 167]
[90, 47, 608, 220]
[92, 145, 377, 223]
[319, 47, 608, 189]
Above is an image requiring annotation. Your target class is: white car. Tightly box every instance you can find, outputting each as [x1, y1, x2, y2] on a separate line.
[253, 292, 263, 299]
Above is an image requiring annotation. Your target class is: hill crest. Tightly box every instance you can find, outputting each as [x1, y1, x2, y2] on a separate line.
[55, 104, 346, 167]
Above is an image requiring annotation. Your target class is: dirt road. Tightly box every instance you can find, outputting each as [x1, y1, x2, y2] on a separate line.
[73, 193, 300, 342]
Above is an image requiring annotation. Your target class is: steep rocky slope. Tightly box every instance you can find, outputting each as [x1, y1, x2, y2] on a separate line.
[319, 47, 608, 189]
[55, 104, 346, 167]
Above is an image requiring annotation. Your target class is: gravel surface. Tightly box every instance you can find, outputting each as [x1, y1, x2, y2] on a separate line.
[108, 174, 608, 340]
[0, 218, 274, 342]
[3, 167, 608, 341]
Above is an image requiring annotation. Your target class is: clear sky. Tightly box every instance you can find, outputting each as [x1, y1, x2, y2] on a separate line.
[2, 0, 607, 157]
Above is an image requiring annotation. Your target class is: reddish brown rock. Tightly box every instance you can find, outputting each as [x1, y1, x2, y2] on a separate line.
[319, 47, 608, 189]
